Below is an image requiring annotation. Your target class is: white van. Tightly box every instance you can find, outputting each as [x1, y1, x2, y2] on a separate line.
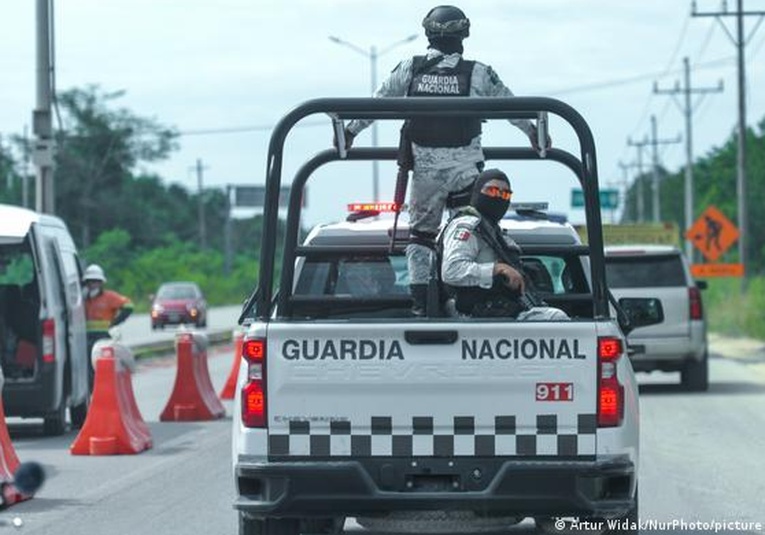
[0, 203, 90, 435]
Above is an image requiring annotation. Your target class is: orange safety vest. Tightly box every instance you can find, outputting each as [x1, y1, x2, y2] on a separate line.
[85, 290, 133, 333]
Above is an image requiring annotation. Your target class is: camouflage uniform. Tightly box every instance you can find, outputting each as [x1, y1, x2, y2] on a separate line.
[440, 212, 569, 321]
[346, 49, 534, 285]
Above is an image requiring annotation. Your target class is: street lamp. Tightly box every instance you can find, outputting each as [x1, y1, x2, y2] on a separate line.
[329, 34, 418, 201]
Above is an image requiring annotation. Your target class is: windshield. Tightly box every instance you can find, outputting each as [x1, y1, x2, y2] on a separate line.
[606, 254, 686, 288]
[157, 284, 199, 300]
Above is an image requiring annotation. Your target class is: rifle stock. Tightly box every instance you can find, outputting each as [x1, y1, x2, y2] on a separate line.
[389, 123, 413, 253]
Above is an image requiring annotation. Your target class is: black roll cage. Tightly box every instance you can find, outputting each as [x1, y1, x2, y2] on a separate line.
[255, 97, 608, 321]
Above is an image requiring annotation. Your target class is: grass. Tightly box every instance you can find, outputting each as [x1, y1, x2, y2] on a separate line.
[702, 276, 765, 339]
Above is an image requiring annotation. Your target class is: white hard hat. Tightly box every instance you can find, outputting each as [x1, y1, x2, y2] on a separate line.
[83, 264, 106, 282]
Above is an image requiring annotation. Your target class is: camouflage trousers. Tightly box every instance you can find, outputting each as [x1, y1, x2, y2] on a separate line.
[406, 157, 481, 285]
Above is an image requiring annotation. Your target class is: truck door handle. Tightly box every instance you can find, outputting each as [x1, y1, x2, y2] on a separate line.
[404, 330, 458, 345]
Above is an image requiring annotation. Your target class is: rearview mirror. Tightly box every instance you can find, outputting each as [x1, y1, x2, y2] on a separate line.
[619, 297, 664, 330]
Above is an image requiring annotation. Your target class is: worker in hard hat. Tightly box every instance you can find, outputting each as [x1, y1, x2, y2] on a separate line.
[82, 264, 134, 388]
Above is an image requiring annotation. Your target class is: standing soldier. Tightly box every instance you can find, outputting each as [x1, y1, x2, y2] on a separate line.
[82, 264, 133, 388]
[336, 5, 550, 315]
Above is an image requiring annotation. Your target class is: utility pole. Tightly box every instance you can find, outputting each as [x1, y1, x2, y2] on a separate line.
[626, 137, 649, 222]
[194, 158, 208, 249]
[648, 115, 682, 223]
[692, 0, 765, 283]
[618, 161, 642, 223]
[329, 34, 418, 201]
[654, 55, 723, 260]
[32, 0, 55, 214]
[22, 126, 31, 208]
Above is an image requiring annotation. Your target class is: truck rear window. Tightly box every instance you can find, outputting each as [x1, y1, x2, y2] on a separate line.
[605, 255, 687, 288]
[295, 256, 409, 297]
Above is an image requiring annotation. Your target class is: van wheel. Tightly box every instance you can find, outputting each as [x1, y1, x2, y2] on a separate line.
[70, 395, 90, 429]
[43, 400, 67, 436]
[239, 514, 299, 535]
[681, 351, 708, 392]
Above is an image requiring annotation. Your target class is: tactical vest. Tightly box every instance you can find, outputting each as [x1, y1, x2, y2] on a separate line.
[406, 55, 481, 148]
[438, 208, 527, 317]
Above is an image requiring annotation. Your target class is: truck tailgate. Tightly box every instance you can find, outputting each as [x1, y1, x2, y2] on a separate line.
[266, 321, 600, 459]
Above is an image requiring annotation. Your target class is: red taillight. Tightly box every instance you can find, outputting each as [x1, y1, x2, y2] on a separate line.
[689, 287, 704, 320]
[597, 336, 624, 427]
[241, 337, 266, 428]
[42, 319, 55, 363]
[243, 339, 265, 362]
[598, 337, 622, 360]
[242, 381, 266, 427]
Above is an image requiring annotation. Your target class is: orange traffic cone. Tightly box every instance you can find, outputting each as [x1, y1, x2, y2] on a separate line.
[160, 331, 225, 421]
[0, 370, 28, 507]
[70, 342, 152, 455]
[220, 329, 244, 400]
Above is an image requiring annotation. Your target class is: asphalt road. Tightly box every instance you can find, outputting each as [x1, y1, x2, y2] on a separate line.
[4, 338, 765, 534]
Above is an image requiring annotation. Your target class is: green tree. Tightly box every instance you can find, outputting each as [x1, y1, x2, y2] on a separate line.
[54, 85, 178, 247]
[0, 141, 21, 205]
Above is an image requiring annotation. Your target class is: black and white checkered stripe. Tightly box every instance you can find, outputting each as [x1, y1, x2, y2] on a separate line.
[268, 414, 597, 457]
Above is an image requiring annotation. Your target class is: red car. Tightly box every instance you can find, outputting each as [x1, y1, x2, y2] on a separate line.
[150, 281, 207, 329]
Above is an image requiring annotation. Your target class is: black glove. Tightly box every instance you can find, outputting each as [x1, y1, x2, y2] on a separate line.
[110, 307, 133, 327]
[332, 128, 355, 151]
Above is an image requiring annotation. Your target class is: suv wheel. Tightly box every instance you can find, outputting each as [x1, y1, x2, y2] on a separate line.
[681, 351, 709, 392]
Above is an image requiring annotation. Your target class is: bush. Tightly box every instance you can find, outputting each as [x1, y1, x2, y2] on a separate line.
[83, 230, 258, 312]
[702, 276, 765, 339]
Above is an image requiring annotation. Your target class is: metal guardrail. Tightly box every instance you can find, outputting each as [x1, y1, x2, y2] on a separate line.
[128, 329, 233, 359]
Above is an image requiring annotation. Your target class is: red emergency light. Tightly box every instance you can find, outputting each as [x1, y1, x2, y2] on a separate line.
[347, 202, 398, 213]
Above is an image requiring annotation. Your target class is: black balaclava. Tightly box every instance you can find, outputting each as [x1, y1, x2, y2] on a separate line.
[470, 168, 511, 224]
[428, 36, 464, 55]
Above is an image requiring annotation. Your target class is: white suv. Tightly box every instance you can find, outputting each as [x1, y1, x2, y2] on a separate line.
[605, 245, 708, 391]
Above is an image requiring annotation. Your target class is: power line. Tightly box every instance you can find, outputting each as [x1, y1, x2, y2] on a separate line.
[178, 119, 325, 137]
[654, 55, 723, 259]
[694, 19, 718, 62]
[547, 55, 734, 96]
[692, 0, 765, 286]
[662, 15, 692, 75]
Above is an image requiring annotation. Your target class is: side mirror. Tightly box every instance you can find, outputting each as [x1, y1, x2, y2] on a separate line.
[148, 294, 155, 302]
[619, 297, 664, 331]
[696, 280, 708, 290]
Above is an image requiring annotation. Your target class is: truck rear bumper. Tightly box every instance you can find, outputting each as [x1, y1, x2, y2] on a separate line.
[235, 455, 636, 520]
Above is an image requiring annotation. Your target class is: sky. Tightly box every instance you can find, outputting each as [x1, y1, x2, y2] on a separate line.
[2, 0, 765, 229]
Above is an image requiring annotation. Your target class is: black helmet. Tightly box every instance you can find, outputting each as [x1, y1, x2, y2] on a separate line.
[422, 5, 470, 39]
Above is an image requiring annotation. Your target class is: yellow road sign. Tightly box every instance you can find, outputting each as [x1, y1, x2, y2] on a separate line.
[691, 263, 744, 278]
[685, 206, 739, 262]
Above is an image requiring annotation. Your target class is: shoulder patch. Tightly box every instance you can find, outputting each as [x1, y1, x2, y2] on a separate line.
[454, 228, 472, 241]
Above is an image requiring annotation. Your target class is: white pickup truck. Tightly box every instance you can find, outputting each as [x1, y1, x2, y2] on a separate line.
[233, 97, 659, 535]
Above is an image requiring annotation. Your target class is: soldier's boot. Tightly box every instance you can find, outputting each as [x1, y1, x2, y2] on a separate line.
[409, 284, 428, 317]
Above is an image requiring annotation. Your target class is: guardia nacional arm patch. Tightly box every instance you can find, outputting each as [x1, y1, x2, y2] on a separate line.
[454, 229, 472, 241]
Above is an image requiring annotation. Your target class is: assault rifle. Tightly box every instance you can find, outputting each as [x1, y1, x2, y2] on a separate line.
[389, 122, 413, 253]
[474, 218, 545, 311]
